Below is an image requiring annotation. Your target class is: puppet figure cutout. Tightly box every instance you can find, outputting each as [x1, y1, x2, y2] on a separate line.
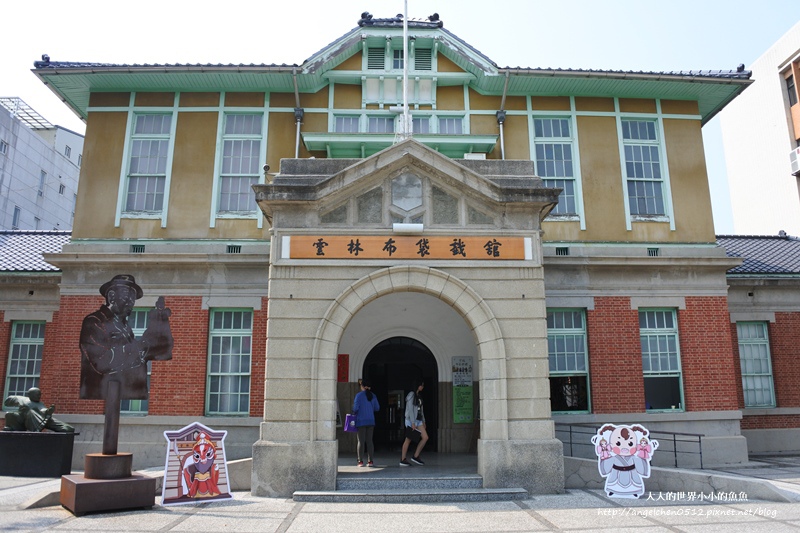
[162, 422, 232, 505]
[591, 424, 658, 499]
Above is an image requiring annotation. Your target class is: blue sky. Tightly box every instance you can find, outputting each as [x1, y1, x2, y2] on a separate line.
[4, 0, 798, 232]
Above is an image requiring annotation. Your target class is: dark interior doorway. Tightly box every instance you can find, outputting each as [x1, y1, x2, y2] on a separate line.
[363, 337, 439, 452]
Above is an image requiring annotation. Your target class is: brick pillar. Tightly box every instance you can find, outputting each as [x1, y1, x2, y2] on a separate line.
[587, 297, 644, 413]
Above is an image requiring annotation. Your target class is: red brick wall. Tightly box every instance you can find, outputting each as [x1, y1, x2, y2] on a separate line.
[739, 311, 800, 430]
[678, 297, 738, 411]
[729, 323, 746, 409]
[769, 312, 800, 407]
[742, 414, 800, 430]
[0, 311, 9, 395]
[587, 297, 644, 413]
[30, 295, 267, 418]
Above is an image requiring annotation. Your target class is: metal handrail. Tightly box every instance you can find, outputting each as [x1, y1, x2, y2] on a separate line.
[555, 422, 705, 469]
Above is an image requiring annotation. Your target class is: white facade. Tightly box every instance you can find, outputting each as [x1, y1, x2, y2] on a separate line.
[720, 21, 800, 235]
[0, 100, 83, 231]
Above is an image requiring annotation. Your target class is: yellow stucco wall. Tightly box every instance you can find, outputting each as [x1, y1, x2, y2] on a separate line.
[72, 111, 128, 238]
[76, 85, 714, 243]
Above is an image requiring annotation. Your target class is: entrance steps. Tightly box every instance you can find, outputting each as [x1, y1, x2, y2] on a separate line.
[293, 474, 528, 503]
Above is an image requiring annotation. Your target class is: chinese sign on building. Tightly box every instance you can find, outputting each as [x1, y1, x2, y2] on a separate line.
[286, 236, 529, 260]
[453, 356, 474, 424]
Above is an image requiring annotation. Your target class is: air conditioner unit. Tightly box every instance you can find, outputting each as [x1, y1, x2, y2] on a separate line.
[791, 147, 800, 176]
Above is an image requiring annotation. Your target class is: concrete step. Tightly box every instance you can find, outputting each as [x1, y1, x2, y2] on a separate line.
[336, 474, 484, 491]
[293, 487, 529, 503]
[294, 474, 528, 503]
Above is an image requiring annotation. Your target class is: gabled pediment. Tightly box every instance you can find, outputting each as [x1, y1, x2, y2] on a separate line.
[301, 16, 498, 80]
[254, 139, 560, 231]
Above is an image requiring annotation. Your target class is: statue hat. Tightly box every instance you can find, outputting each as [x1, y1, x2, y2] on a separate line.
[99, 274, 143, 299]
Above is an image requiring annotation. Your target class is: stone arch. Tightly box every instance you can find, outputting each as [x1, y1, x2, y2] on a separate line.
[311, 264, 509, 441]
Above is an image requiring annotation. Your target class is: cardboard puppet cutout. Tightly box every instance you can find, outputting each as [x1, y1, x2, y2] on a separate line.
[591, 424, 658, 499]
[162, 422, 232, 505]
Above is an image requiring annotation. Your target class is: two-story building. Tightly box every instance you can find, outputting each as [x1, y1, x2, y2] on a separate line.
[1, 13, 760, 496]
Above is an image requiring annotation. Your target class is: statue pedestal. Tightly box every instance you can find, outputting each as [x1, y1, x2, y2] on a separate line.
[60, 453, 155, 516]
[0, 431, 77, 477]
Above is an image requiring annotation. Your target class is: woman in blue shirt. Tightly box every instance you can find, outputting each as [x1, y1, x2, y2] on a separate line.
[353, 379, 380, 467]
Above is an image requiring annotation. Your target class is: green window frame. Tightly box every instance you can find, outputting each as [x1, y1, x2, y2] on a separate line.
[737, 322, 776, 407]
[534, 118, 577, 216]
[622, 119, 665, 217]
[640, 309, 683, 411]
[218, 113, 262, 215]
[206, 309, 252, 415]
[120, 309, 150, 415]
[547, 309, 590, 413]
[4, 321, 45, 402]
[125, 113, 172, 214]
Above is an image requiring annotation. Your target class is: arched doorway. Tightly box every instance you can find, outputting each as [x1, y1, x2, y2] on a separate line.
[363, 336, 439, 452]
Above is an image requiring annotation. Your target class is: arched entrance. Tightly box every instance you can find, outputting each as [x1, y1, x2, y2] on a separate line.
[363, 336, 439, 451]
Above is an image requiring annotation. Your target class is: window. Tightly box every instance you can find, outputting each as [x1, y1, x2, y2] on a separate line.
[218, 113, 262, 214]
[207, 309, 252, 415]
[640, 309, 683, 410]
[367, 48, 385, 70]
[65, 145, 71, 158]
[415, 48, 432, 71]
[125, 114, 171, 214]
[439, 117, 463, 134]
[59, 184, 65, 195]
[412, 117, 430, 134]
[534, 118, 577, 215]
[547, 310, 590, 412]
[393, 49, 404, 70]
[38, 170, 46, 197]
[335, 116, 360, 133]
[78, 154, 82, 166]
[622, 120, 665, 216]
[368, 116, 394, 133]
[120, 310, 150, 414]
[4, 322, 45, 401]
[787, 75, 798, 107]
[34, 217, 40, 230]
[737, 322, 775, 407]
[0, 140, 8, 154]
[12, 206, 20, 229]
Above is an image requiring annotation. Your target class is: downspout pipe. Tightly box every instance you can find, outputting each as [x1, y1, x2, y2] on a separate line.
[497, 71, 510, 160]
[293, 67, 303, 158]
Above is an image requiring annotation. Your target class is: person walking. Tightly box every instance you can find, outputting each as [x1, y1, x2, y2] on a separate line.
[400, 380, 428, 467]
[353, 379, 380, 467]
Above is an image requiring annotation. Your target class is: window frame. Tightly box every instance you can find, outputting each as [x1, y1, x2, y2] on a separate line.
[120, 309, 151, 415]
[206, 308, 253, 416]
[215, 112, 264, 218]
[3, 321, 45, 404]
[546, 308, 591, 414]
[639, 308, 684, 412]
[534, 117, 581, 219]
[737, 321, 776, 408]
[122, 112, 173, 217]
[787, 74, 798, 107]
[620, 118, 671, 223]
[11, 205, 20, 230]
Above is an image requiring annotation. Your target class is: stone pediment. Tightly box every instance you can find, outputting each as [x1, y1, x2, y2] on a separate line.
[254, 139, 559, 232]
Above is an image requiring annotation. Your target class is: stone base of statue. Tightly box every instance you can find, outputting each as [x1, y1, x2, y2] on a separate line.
[0, 431, 77, 477]
[60, 453, 155, 516]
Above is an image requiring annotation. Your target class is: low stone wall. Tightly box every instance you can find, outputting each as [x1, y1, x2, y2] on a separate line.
[41, 414, 260, 470]
[565, 456, 793, 502]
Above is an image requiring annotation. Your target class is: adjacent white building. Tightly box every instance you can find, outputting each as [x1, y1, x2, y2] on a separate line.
[0, 97, 83, 231]
[720, 21, 800, 235]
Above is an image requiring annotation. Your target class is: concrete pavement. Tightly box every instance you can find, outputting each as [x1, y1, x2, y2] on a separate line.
[3, 455, 800, 531]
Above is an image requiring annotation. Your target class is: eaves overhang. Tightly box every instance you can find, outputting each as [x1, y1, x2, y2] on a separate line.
[301, 132, 498, 159]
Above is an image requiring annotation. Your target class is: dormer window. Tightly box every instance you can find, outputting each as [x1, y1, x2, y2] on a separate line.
[393, 50, 404, 70]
